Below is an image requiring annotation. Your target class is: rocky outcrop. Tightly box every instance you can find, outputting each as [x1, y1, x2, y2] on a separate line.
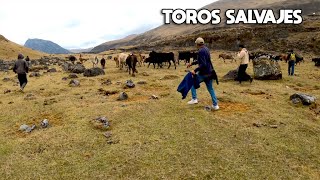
[252, 58, 282, 80]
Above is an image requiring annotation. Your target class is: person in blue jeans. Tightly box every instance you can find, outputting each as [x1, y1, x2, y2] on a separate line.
[187, 37, 219, 110]
[287, 50, 295, 76]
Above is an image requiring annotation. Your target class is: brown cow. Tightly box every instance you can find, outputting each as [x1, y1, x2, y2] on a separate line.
[126, 54, 138, 77]
[219, 53, 235, 63]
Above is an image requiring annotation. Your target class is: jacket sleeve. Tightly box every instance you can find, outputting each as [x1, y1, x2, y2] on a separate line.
[194, 51, 205, 73]
[25, 61, 29, 73]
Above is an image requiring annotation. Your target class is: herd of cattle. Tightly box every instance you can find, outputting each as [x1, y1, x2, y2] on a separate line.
[66, 50, 320, 76]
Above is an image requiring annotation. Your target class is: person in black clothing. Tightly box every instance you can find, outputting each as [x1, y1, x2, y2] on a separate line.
[100, 57, 106, 69]
[13, 53, 29, 91]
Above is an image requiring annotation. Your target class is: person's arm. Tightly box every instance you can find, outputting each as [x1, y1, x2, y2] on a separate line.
[13, 62, 17, 73]
[25, 61, 29, 73]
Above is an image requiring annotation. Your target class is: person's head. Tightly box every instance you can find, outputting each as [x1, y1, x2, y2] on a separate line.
[239, 44, 245, 51]
[195, 37, 205, 48]
[18, 53, 24, 60]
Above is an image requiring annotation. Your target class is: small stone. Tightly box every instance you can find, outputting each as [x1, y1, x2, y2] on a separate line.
[126, 80, 135, 88]
[69, 79, 80, 87]
[121, 104, 127, 107]
[68, 73, 78, 78]
[150, 95, 159, 100]
[102, 79, 112, 85]
[204, 105, 212, 111]
[253, 123, 262, 127]
[8, 101, 14, 104]
[4, 89, 11, 94]
[116, 81, 121, 85]
[269, 125, 278, 128]
[142, 72, 149, 76]
[40, 88, 45, 91]
[117, 92, 128, 101]
[103, 131, 112, 138]
[137, 81, 147, 85]
[40, 119, 49, 128]
[2, 77, 11, 82]
[24, 93, 36, 100]
[19, 124, 29, 131]
[62, 77, 68, 81]
[47, 68, 57, 73]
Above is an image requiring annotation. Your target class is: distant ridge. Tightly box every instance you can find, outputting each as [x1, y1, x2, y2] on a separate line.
[24, 38, 71, 54]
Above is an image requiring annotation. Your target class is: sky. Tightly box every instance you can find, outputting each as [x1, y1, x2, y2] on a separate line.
[0, 0, 216, 49]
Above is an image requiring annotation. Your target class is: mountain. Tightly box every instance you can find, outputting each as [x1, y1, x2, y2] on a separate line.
[90, 34, 138, 53]
[90, 0, 320, 53]
[69, 47, 93, 53]
[24, 38, 71, 54]
[0, 35, 47, 60]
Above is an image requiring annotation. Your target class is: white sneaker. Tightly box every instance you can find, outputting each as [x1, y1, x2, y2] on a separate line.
[187, 99, 198, 105]
[212, 105, 219, 110]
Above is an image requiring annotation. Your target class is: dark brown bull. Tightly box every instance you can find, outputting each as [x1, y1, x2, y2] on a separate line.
[126, 54, 138, 76]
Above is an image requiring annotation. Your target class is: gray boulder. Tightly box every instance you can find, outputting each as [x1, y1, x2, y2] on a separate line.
[290, 93, 316, 105]
[252, 58, 282, 80]
[83, 67, 105, 77]
[125, 80, 135, 88]
[68, 73, 78, 78]
[62, 63, 86, 74]
[222, 69, 238, 81]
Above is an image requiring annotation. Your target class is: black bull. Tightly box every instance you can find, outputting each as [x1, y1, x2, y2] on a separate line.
[178, 51, 198, 64]
[126, 54, 138, 76]
[145, 51, 176, 69]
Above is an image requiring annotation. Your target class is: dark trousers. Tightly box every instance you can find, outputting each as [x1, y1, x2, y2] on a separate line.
[288, 60, 295, 76]
[18, 73, 28, 89]
[237, 64, 251, 83]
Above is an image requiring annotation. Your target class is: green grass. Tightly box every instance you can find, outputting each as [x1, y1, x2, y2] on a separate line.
[0, 53, 319, 179]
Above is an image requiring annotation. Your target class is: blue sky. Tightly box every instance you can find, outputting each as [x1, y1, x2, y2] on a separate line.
[0, 0, 215, 49]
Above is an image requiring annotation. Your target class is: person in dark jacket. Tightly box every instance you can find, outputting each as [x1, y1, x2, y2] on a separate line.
[177, 72, 200, 99]
[13, 53, 29, 91]
[100, 57, 106, 69]
[186, 37, 219, 110]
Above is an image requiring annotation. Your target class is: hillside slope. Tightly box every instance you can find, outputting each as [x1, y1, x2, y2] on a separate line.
[0, 35, 47, 60]
[24, 38, 71, 54]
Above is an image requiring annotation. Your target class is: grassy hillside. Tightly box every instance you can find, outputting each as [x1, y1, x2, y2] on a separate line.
[0, 51, 319, 179]
[0, 35, 47, 60]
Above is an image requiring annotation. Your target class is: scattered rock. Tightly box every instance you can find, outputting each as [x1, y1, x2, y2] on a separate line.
[29, 72, 41, 77]
[40, 119, 49, 128]
[69, 79, 80, 87]
[142, 72, 149, 76]
[24, 93, 36, 100]
[253, 123, 262, 127]
[47, 68, 57, 73]
[43, 98, 57, 105]
[121, 104, 127, 107]
[103, 131, 112, 138]
[83, 67, 105, 77]
[62, 77, 68, 81]
[125, 80, 135, 88]
[137, 81, 147, 85]
[269, 125, 278, 128]
[3, 77, 12, 82]
[40, 88, 45, 91]
[160, 75, 179, 80]
[290, 93, 316, 105]
[107, 139, 119, 145]
[91, 116, 110, 130]
[116, 81, 122, 85]
[98, 88, 119, 96]
[63, 63, 86, 74]
[68, 73, 78, 78]
[150, 95, 159, 100]
[204, 105, 212, 111]
[102, 79, 112, 85]
[118, 92, 128, 101]
[252, 58, 282, 80]
[19, 124, 36, 133]
[8, 101, 14, 104]
[222, 69, 238, 81]
[4, 89, 11, 94]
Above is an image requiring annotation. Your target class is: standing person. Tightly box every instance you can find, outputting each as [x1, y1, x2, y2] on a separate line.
[25, 56, 31, 67]
[287, 49, 296, 76]
[186, 37, 219, 110]
[100, 56, 106, 69]
[236, 44, 253, 84]
[13, 53, 29, 91]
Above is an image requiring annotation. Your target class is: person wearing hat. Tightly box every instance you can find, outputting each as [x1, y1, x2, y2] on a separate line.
[186, 37, 219, 110]
[13, 53, 29, 91]
[236, 44, 253, 84]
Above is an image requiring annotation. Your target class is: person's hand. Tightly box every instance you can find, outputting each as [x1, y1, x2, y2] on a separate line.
[191, 70, 196, 75]
[186, 63, 191, 68]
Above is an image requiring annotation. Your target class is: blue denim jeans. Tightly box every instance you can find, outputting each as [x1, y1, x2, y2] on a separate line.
[288, 60, 295, 76]
[191, 74, 218, 106]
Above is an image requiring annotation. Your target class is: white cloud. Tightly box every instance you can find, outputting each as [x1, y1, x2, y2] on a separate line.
[0, 0, 216, 49]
